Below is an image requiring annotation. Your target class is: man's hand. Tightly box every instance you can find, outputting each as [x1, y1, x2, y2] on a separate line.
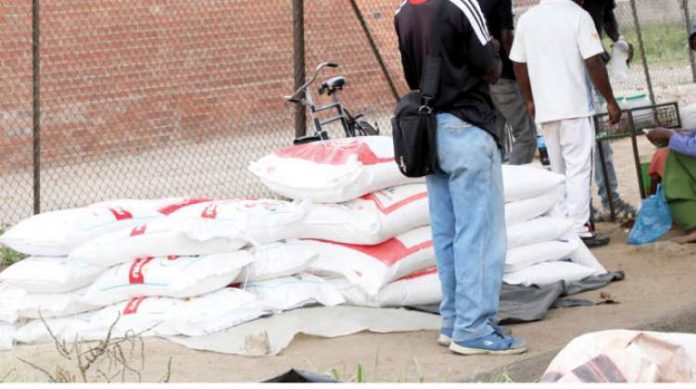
[490, 38, 501, 53]
[607, 100, 621, 125]
[526, 100, 535, 119]
[646, 127, 674, 145]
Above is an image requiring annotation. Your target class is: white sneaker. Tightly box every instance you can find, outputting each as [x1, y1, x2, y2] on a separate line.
[437, 334, 452, 347]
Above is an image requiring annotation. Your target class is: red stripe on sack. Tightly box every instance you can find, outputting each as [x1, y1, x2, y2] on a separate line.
[201, 203, 218, 219]
[130, 224, 147, 236]
[397, 266, 438, 281]
[360, 191, 428, 215]
[311, 237, 433, 266]
[158, 198, 211, 216]
[109, 207, 133, 221]
[274, 139, 394, 166]
[167, 255, 179, 261]
[123, 296, 146, 315]
[128, 257, 154, 284]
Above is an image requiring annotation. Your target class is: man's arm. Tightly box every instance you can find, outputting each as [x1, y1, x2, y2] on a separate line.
[669, 132, 696, 157]
[513, 62, 535, 118]
[500, 0, 514, 55]
[463, 17, 502, 84]
[586, 54, 620, 124]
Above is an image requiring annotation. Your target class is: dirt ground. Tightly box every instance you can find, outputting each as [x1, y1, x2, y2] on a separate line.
[1, 137, 695, 383]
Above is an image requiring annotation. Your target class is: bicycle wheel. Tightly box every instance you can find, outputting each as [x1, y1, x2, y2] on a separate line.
[352, 120, 379, 136]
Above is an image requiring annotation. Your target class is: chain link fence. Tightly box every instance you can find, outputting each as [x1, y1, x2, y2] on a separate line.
[1, 0, 695, 226]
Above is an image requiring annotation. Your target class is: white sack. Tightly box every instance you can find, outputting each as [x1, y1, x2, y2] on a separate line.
[502, 164, 566, 203]
[242, 274, 345, 312]
[0, 198, 209, 256]
[505, 186, 565, 226]
[307, 226, 435, 296]
[19, 287, 99, 319]
[507, 217, 575, 249]
[0, 256, 104, 293]
[158, 288, 269, 337]
[249, 136, 422, 203]
[0, 323, 14, 350]
[235, 241, 317, 283]
[505, 240, 579, 273]
[83, 252, 253, 306]
[298, 184, 429, 245]
[503, 261, 596, 286]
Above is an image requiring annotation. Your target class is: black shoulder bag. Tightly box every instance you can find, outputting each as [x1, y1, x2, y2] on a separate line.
[391, 0, 446, 178]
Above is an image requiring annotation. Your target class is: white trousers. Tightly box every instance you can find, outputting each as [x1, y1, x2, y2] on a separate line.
[538, 117, 595, 234]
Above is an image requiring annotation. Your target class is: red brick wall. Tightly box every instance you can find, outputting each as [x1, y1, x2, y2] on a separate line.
[0, 0, 408, 174]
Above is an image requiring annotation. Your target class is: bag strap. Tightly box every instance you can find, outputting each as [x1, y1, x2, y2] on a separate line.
[419, 0, 447, 107]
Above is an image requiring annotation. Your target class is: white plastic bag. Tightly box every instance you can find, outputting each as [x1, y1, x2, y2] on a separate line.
[298, 184, 429, 245]
[505, 186, 565, 226]
[307, 226, 435, 296]
[0, 323, 14, 350]
[159, 288, 269, 337]
[507, 217, 575, 249]
[0, 198, 209, 256]
[83, 252, 253, 305]
[249, 136, 422, 203]
[0, 256, 104, 293]
[503, 261, 596, 286]
[242, 274, 345, 312]
[236, 241, 317, 283]
[505, 240, 579, 273]
[502, 165, 566, 203]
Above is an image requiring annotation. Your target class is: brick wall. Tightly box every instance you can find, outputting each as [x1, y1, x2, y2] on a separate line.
[0, 0, 407, 175]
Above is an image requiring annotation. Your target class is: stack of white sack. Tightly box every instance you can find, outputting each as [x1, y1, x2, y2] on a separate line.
[0, 197, 346, 346]
[250, 138, 607, 308]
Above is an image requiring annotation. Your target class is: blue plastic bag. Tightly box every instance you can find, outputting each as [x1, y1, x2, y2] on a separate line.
[627, 184, 673, 245]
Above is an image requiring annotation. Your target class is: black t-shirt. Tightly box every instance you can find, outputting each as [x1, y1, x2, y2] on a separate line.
[478, 0, 515, 80]
[395, 0, 502, 145]
[582, 0, 617, 37]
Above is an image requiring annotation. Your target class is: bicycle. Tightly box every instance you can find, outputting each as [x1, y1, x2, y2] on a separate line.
[284, 62, 379, 145]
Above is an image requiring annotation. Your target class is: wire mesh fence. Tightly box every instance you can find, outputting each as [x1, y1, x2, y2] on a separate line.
[1, 0, 696, 226]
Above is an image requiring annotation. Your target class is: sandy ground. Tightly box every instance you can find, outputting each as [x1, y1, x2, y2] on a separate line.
[1, 224, 694, 383]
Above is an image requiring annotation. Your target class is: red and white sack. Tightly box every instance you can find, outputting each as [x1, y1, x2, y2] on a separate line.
[0, 257, 104, 293]
[18, 287, 99, 319]
[334, 267, 441, 308]
[0, 198, 209, 256]
[502, 165, 565, 203]
[503, 261, 598, 286]
[235, 240, 317, 283]
[83, 252, 253, 306]
[505, 186, 565, 226]
[241, 274, 345, 312]
[505, 240, 580, 273]
[159, 288, 269, 337]
[507, 217, 575, 249]
[298, 184, 429, 245]
[87, 296, 184, 339]
[249, 136, 422, 203]
[307, 226, 435, 296]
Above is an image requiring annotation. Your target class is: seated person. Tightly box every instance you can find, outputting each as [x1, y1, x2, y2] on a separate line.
[646, 128, 696, 243]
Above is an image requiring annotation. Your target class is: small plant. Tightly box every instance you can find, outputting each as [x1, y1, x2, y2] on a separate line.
[0, 226, 26, 269]
[18, 313, 173, 383]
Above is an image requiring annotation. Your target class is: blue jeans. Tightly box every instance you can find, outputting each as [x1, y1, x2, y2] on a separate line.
[427, 113, 507, 342]
[594, 140, 620, 209]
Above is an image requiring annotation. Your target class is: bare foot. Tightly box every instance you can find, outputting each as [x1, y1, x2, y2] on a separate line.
[672, 229, 696, 244]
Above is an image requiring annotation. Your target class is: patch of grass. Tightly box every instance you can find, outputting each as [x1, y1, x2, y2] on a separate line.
[0, 226, 26, 269]
[614, 22, 691, 66]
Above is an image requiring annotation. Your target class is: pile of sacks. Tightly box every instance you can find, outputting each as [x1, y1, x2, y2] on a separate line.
[0, 136, 606, 349]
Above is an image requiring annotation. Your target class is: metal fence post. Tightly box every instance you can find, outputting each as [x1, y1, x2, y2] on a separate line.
[684, 0, 696, 83]
[349, 0, 400, 102]
[32, 0, 41, 215]
[292, 0, 306, 138]
[629, 0, 656, 105]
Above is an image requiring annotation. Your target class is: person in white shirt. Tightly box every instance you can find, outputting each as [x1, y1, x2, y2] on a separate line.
[509, 0, 620, 248]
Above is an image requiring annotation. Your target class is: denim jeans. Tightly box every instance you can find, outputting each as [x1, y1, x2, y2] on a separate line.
[594, 139, 620, 209]
[427, 113, 507, 342]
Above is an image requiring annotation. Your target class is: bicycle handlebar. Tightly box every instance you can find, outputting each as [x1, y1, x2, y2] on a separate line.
[284, 62, 339, 103]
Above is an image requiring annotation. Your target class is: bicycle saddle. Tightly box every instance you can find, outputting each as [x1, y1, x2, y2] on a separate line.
[319, 76, 347, 95]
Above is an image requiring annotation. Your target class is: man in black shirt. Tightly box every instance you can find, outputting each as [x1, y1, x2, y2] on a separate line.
[583, 0, 638, 224]
[395, 0, 526, 356]
[479, 0, 538, 165]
